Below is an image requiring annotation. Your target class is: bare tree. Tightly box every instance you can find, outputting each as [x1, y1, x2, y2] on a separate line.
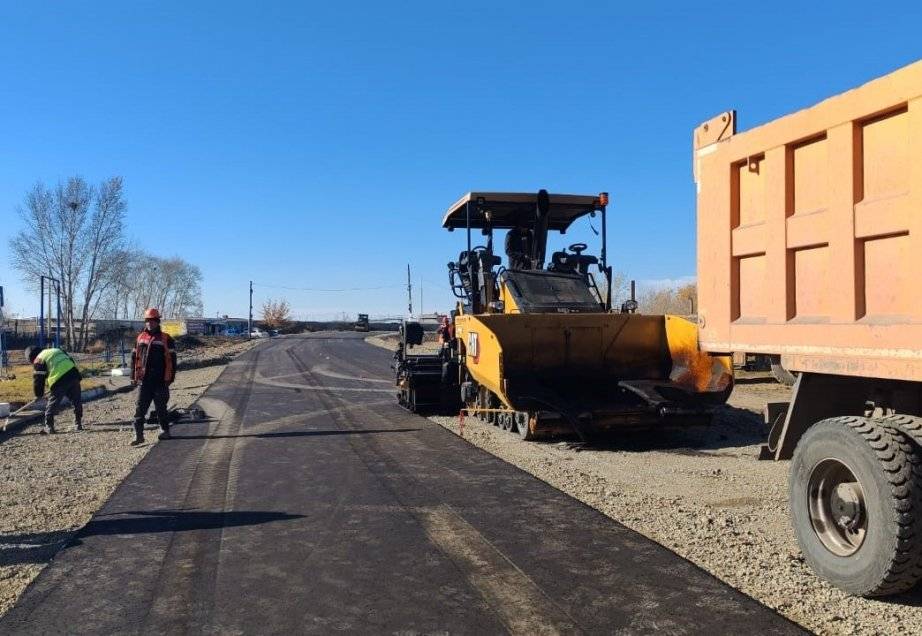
[604, 269, 628, 308]
[261, 298, 291, 329]
[9, 177, 126, 350]
[159, 258, 203, 318]
[77, 177, 126, 347]
[637, 281, 698, 315]
[113, 253, 202, 320]
[9, 178, 206, 348]
[98, 246, 138, 320]
[675, 283, 697, 316]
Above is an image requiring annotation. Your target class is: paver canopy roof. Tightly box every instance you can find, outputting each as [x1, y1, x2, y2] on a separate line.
[441, 192, 602, 231]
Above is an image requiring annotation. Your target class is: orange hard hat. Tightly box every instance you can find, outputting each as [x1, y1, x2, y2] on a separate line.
[144, 308, 161, 320]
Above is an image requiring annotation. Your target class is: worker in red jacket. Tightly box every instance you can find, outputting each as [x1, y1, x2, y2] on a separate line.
[130, 308, 177, 446]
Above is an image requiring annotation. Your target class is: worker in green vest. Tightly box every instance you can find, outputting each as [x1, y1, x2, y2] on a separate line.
[26, 345, 83, 434]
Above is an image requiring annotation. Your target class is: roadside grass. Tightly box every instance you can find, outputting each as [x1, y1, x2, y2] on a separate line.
[0, 364, 103, 405]
[79, 360, 120, 377]
[0, 367, 34, 404]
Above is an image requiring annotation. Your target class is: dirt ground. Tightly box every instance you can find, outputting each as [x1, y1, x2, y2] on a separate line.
[365, 331, 441, 353]
[369, 333, 922, 635]
[0, 338, 256, 617]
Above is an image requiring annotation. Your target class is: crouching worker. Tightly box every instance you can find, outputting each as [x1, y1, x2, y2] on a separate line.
[26, 345, 83, 435]
[130, 308, 177, 446]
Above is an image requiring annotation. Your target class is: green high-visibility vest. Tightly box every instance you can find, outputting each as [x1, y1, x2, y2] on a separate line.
[35, 348, 77, 388]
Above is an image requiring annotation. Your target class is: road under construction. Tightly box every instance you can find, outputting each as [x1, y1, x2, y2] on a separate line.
[0, 333, 801, 634]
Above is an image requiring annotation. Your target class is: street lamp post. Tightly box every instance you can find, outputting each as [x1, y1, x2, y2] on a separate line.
[39, 276, 44, 347]
[39, 275, 62, 348]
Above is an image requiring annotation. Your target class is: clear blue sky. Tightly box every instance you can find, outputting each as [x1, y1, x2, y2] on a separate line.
[1, 1, 919, 320]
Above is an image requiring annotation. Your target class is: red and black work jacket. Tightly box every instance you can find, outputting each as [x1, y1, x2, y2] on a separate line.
[132, 329, 177, 385]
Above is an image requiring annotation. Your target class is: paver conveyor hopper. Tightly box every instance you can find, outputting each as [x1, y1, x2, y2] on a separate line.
[395, 190, 732, 440]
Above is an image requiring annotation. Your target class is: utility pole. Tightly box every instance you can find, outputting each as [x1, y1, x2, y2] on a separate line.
[39, 276, 45, 347]
[54, 279, 61, 349]
[248, 281, 253, 339]
[48, 284, 54, 346]
[407, 264, 413, 317]
[419, 276, 423, 316]
[0, 286, 7, 376]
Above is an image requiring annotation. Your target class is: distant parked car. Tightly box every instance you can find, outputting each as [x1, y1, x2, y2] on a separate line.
[250, 328, 269, 338]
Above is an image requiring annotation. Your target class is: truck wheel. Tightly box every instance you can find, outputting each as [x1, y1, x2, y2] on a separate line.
[875, 414, 922, 585]
[769, 355, 796, 386]
[790, 416, 922, 596]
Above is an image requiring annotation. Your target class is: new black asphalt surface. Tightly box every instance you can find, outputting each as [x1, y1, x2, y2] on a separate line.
[2, 333, 804, 634]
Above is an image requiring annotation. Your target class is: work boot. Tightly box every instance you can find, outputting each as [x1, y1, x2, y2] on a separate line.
[130, 420, 146, 446]
[75, 420, 84, 432]
[158, 430, 172, 441]
[40, 425, 56, 435]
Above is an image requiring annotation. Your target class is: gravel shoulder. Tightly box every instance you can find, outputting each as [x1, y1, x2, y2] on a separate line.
[0, 338, 257, 617]
[367, 332, 922, 634]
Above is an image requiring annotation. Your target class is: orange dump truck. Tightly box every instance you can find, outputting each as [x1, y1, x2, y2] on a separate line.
[694, 60, 922, 596]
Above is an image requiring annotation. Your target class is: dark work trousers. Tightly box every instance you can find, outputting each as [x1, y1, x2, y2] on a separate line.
[133, 382, 170, 438]
[45, 374, 83, 430]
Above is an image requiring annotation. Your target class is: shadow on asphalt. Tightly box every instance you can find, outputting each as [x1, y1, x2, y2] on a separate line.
[0, 511, 303, 566]
[81, 510, 303, 537]
[0, 530, 73, 567]
[171, 428, 421, 440]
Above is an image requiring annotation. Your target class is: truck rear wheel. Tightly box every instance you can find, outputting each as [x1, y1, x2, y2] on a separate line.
[790, 416, 922, 596]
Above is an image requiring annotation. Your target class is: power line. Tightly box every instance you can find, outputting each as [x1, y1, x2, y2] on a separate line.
[252, 282, 404, 293]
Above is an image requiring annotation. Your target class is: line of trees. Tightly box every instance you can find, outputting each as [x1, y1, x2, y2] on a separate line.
[637, 282, 697, 315]
[8, 176, 203, 351]
[100, 252, 204, 323]
[604, 270, 697, 315]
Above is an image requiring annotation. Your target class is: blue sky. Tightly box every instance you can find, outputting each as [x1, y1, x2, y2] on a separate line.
[1, 1, 919, 320]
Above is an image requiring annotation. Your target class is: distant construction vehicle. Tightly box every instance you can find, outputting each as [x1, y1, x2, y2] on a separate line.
[694, 60, 922, 596]
[354, 313, 370, 332]
[394, 191, 732, 441]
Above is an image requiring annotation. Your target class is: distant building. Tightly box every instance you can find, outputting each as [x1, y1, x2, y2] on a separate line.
[204, 317, 249, 336]
[161, 318, 212, 337]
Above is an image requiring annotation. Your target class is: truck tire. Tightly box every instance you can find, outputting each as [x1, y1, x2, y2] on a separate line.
[875, 414, 922, 585]
[789, 416, 922, 596]
[769, 355, 796, 386]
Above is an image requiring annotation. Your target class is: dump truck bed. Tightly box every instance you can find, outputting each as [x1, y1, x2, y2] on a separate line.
[694, 61, 922, 381]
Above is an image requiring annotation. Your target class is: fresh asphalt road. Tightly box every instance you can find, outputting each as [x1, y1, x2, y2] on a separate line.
[1, 333, 804, 634]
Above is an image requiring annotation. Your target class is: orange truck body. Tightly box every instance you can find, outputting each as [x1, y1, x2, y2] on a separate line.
[694, 61, 922, 382]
